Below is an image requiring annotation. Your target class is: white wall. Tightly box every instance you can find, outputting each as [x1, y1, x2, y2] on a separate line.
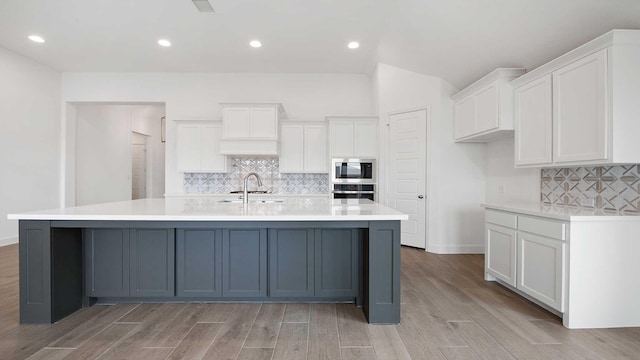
[485, 137, 540, 204]
[373, 63, 486, 253]
[74, 104, 165, 206]
[61, 73, 373, 198]
[0, 47, 61, 246]
[75, 105, 134, 206]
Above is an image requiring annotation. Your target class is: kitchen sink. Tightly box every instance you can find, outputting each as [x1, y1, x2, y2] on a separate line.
[217, 199, 285, 204]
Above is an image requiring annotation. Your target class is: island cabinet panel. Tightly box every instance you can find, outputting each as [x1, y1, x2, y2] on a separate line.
[269, 229, 315, 297]
[85, 229, 130, 298]
[176, 229, 222, 297]
[314, 229, 359, 297]
[222, 229, 268, 297]
[130, 229, 175, 297]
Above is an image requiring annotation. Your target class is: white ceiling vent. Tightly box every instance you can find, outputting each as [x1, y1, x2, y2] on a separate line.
[192, 0, 215, 13]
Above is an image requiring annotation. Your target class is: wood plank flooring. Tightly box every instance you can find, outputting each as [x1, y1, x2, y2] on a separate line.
[0, 243, 639, 359]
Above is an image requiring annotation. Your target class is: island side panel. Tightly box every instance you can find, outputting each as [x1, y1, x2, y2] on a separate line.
[19, 220, 52, 323]
[366, 220, 401, 324]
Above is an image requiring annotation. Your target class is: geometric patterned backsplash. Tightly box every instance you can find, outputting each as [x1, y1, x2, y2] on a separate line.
[184, 157, 330, 194]
[541, 165, 640, 213]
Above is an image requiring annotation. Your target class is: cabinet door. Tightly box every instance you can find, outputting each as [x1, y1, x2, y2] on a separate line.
[223, 108, 251, 138]
[315, 229, 358, 297]
[269, 229, 314, 297]
[485, 224, 517, 287]
[553, 49, 607, 163]
[201, 124, 228, 172]
[514, 75, 553, 166]
[517, 232, 565, 312]
[250, 107, 277, 138]
[279, 124, 304, 173]
[222, 229, 267, 297]
[176, 125, 201, 171]
[130, 229, 175, 297]
[85, 229, 130, 297]
[330, 120, 355, 157]
[353, 120, 378, 158]
[176, 229, 222, 297]
[454, 95, 476, 140]
[475, 82, 500, 133]
[304, 124, 328, 172]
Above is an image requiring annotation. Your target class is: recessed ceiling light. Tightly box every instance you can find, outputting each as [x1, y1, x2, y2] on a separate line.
[192, 0, 215, 12]
[28, 35, 45, 43]
[249, 40, 262, 48]
[347, 41, 360, 49]
[158, 39, 172, 47]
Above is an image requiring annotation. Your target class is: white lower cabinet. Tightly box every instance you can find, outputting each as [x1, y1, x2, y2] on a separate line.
[517, 231, 565, 312]
[485, 210, 566, 312]
[486, 224, 517, 287]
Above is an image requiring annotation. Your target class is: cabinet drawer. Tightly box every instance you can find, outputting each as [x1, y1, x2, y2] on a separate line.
[485, 210, 517, 229]
[518, 216, 567, 240]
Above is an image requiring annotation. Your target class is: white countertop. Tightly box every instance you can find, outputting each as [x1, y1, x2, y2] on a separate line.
[8, 198, 408, 222]
[483, 202, 640, 221]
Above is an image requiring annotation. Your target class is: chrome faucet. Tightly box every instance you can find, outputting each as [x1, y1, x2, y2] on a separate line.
[243, 173, 263, 204]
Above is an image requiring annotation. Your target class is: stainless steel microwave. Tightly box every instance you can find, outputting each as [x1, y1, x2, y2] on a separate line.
[331, 158, 376, 184]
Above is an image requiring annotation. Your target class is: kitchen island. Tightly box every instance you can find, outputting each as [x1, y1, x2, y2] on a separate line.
[8, 198, 407, 325]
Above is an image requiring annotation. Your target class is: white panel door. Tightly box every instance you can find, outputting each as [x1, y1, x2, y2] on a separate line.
[279, 124, 304, 173]
[201, 124, 227, 172]
[514, 75, 553, 166]
[330, 120, 354, 157]
[176, 125, 201, 171]
[454, 95, 475, 140]
[553, 49, 607, 163]
[250, 107, 277, 138]
[475, 82, 499, 133]
[388, 110, 427, 249]
[486, 224, 517, 287]
[353, 120, 378, 158]
[222, 108, 251, 138]
[517, 231, 565, 312]
[304, 124, 327, 172]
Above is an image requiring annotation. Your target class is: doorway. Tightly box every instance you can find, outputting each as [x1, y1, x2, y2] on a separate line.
[70, 103, 165, 206]
[131, 132, 148, 200]
[387, 109, 428, 249]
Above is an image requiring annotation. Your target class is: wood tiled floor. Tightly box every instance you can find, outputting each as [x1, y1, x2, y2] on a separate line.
[1, 243, 639, 359]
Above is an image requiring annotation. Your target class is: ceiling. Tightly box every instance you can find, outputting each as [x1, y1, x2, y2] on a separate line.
[1, 0, 639, 89]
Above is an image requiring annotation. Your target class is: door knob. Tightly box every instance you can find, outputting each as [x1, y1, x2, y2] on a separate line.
[418, 195, 424, 199]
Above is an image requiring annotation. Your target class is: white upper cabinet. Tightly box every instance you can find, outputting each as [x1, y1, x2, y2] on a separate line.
[303, 124, 328, 172]
[176, 120, 230, 173]
[279, 122, 328, 173]
[512, 30, 640, 168]
[514, 75, 553, 166]
[553, 50, 607, 163]
[454, 96, 476, 139]
[219, 103, 285, 155]
[328, 117, 378, 158]
[453, 68, 526, 142]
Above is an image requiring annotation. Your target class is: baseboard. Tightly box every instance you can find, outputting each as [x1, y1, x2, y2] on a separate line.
[426, 243, 485, 254]
[0, 236, 18, 247]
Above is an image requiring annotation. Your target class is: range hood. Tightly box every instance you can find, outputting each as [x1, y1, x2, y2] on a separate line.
[218, 102, 285, 156]
[219, 139, 279, 156]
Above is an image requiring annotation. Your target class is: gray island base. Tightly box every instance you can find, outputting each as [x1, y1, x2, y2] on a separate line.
[18, 218, 401, 325]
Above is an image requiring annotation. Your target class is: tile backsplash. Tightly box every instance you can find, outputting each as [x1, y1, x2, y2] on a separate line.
[541, 165, 640, 213]
[184, 157, 330, 194]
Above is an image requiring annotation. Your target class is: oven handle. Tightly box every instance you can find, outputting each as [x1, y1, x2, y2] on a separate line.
[332, 191, 375, 194]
